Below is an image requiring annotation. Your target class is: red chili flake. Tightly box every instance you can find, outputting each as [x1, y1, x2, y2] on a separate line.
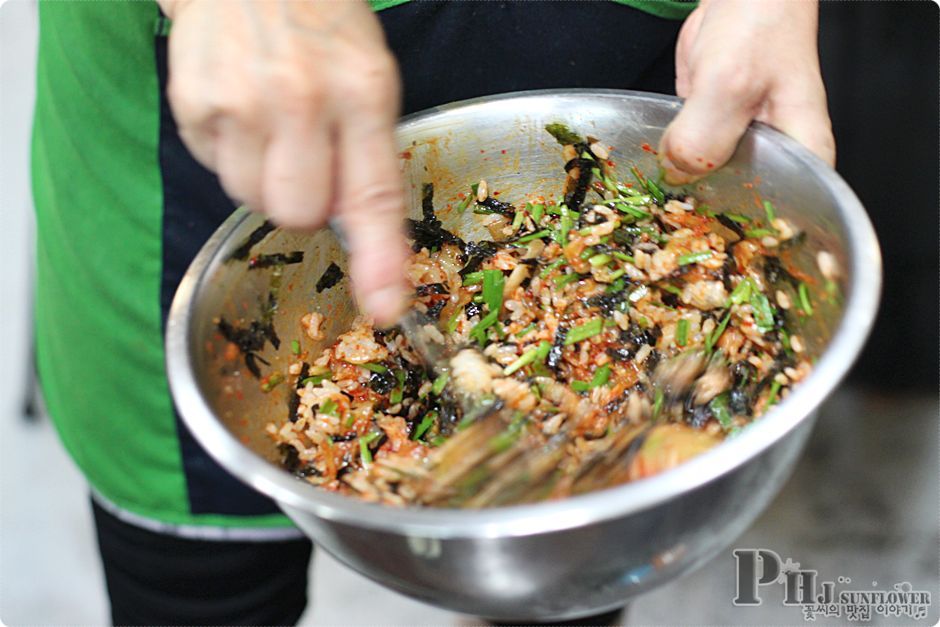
[706, 161, 714, 169]
[493, 191, 500, 196]
[399, 150, 412, 160]
[501, 149, 507, 154]
[640, 143, 657, 154]
[457, 192, 466, 199]
[607, 160, 615, 167]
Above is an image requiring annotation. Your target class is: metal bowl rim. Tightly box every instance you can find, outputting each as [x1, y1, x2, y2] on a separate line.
[166, 88, 881, 539]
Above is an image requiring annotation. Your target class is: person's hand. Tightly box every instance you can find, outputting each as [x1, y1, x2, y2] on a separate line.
[158, 0, 407, 325]
[659, 0, 835, 185]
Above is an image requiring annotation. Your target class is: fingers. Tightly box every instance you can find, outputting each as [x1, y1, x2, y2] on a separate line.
[214, 116, 268, 210]
[334, 58, 407, 326]
[764, 96, 836, 167]
[261, 97, 333, 230]
[659, 64, 767, 185]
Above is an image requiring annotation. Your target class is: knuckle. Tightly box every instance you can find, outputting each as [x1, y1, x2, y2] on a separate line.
[265, 63, 325, 113]
[348, 183, 404, 217]
[341, 55, 399, 111]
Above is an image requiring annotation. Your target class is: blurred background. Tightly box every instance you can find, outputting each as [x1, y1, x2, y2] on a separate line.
[1, 1, 936, 624]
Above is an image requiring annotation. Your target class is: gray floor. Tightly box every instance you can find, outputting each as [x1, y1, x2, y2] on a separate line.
[2, 388, 937, 626]
[1, 3, 937, 625]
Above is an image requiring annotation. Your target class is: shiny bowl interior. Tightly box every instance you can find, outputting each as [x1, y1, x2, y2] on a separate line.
[166, 89, 880, 619]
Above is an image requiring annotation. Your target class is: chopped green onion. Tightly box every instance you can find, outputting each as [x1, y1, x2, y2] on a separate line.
[462, 271, 485, 286]
[515, 323, 537, 338]
[588, 253, 612, 267]
[488, 415, 526, 453]
[554, 272, 581, 288]
[630, 165, 646, 189]
[763, 199, 777, 224]
[470, 182, 479, 198]
[503, 341, 552, 375]
[706, 312, 732, 353]
[779, 328, 792, 351]
[431, 372, 449, 396]
[678, 250, 714, 266]
[516, 229, 551, 244]
[411, 411, 437, 441]
[766, 380, 782, 406]
[470, 309, 500, 345]
[482, 269, 505, 313]
[539, 258, 566, 278]
[676, 319, 689, 347]
[570, 380, 592, 393]
[359, 430, 381, 464]
[261, 372, 285, 393]
[530, 203, 545, 224]
[591, 363, 611, 387]
[660, 284, 682, 297]
[359, 362, 387, 373]
[620, 194, 652, 206]
[612, 251, 634, 263]
[511, 210, 525, 233]
[605, 268, 626, 282]
[652, 388, 665, 419]
[557, 211, 574, 245]
[300, 372, 332, 386]
[606, 278, 626, 294]
[645, 177, 666, 205]
[565, 319, 603, 345]
[446, 307, 462, 333]
[319, 398, 338, 417]
[750, 290, 776, 334]
[456, 194, 473, 214]
[709, 393, 734, 430]
[390, 388, 403, 404]
[745, 228, 774, 238]
[726, 278, 753, 306]
[798, 282, 814, 315]
[723, 212, 752, 224]
[291, 340, 301, 355]
[579, 247, 596, 260]
[614, 202, 651, 220]
[694, 203, 712, 216]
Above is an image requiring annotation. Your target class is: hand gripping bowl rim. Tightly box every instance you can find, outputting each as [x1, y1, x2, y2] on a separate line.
[166, 89, 881, 539]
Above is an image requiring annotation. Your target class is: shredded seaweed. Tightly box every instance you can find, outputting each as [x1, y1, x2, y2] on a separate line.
[217, 317, 277, 378]
[459, 240, 499, 277]
[288, 363, 310, 422]
[229, 220, 276, 261]
[248, 251, 304, 269]
[564, 154, 595, 212]
[316, 262, 345, 293]
[476, 196, 516, 217]
[546, 326, 568, 372]
[406, 183, 466, 253]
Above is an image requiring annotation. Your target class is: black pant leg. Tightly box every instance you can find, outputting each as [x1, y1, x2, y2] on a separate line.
[380, 0, 681, 115]
[91, 500, 313, 626]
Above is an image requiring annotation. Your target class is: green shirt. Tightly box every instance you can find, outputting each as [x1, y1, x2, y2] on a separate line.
[33, 0, 693, 531]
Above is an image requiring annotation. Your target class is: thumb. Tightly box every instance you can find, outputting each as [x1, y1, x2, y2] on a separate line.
[658, 72, 765, 185]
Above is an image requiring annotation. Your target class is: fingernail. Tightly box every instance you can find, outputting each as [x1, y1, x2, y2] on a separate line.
[660, 155, 701, 186]
[363, 285, 406, 327]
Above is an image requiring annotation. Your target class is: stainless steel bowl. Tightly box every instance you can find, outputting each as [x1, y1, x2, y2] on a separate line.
[166, 90, 881, 621]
